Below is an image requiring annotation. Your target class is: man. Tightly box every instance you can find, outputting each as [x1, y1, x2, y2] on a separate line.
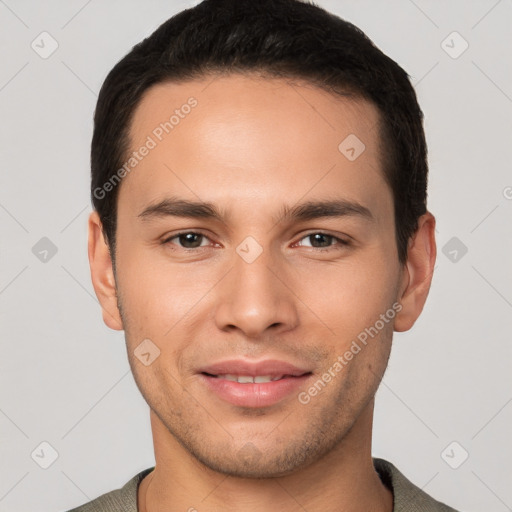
[70, 0, 458, 510]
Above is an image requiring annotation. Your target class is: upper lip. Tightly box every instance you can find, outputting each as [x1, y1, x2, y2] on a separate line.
[198, 359, 312, 378]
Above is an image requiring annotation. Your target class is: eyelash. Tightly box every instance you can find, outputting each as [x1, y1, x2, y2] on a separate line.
[161, 231, 350, 252]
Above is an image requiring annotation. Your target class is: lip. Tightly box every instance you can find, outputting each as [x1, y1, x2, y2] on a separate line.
[197, 359, 313, 408]
[198, 359, 311, 378]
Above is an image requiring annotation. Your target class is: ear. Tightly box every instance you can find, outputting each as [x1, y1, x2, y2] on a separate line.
[87, 211, 124, 331]
[394, 211, 436, 332]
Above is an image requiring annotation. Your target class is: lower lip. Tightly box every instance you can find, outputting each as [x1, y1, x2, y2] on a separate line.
[199, 373, 312, 408]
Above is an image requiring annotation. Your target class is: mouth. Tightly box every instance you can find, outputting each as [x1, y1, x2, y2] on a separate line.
[197, 360, 313, 408]
[201, 372, 310, 383]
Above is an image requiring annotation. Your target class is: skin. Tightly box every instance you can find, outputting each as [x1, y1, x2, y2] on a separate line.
[88, 73, 436, 512]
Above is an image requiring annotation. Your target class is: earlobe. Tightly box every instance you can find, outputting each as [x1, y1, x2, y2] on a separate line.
[87, 211, 124, 331]
[394, 212, 437, 332]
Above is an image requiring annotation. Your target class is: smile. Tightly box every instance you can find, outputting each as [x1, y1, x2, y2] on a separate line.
[206, 373, 292, 383]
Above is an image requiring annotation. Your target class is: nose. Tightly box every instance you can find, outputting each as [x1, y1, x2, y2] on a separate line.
[213, 244, 299, 339]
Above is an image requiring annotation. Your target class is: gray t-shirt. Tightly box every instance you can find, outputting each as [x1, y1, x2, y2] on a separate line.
[66, 458, 459, 511]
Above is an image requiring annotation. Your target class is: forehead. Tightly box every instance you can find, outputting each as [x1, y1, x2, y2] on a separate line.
[119, 73, 389, 220]
[129, 73, 381, 149]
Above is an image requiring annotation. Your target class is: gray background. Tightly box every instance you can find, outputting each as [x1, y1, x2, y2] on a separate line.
[1, 0, 511, 511]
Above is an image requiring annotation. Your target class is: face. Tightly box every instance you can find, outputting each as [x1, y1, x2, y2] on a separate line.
[92, 74, 419, 478]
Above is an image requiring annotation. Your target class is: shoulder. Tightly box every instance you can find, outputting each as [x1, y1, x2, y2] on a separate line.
[65, 467, 154, 512]
[373, 458, 460, 512]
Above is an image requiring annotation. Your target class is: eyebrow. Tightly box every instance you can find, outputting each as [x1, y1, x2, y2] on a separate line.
[137, 196, 374, 224]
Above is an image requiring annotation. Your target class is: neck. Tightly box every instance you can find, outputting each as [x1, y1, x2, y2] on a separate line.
[138, 401, 393, 512]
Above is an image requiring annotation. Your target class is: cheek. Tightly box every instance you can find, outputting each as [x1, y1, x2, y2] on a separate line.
[115, 244, 191, 327]
[297, 255, 399, 337]
[114, 245, 224, 367]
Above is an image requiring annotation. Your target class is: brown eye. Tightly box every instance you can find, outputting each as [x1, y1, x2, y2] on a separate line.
[307, 233, 334, 248]
[297, 232, 348, 250]
[163, 232, 210, 249]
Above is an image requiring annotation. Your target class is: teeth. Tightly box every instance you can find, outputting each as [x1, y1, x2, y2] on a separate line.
[254, 375, 272, 383]
[216, 374, 284, 383]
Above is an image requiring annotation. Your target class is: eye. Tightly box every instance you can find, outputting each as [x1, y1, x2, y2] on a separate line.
[161, 231, 349, 252]
[162, 231, 212, 249]
[294, 232, 349, 251]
